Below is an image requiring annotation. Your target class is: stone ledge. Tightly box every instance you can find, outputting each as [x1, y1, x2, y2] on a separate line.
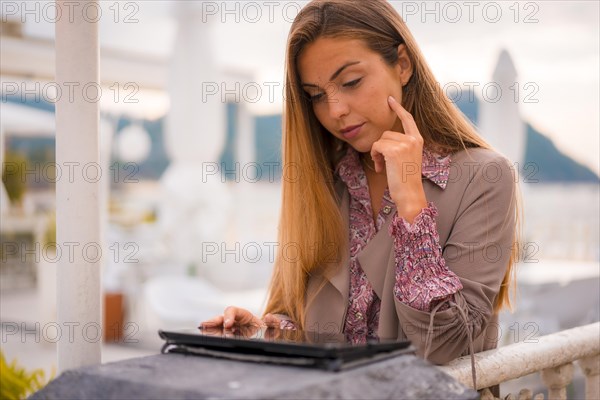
[30, 352, 478, 399]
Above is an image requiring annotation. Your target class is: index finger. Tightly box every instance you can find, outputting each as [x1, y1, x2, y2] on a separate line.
[200, 315, 224, 328]
[223, 306, 241, 329]
[387, 96, 420, 138]
[223, 306, 255, 329]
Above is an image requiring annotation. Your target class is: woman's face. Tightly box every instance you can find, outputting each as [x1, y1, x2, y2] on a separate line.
[297, 37, 413, 153]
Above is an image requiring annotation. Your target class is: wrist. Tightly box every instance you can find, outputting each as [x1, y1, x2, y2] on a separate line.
[393, 197, 428, 224]
[396, 205, 427, 224]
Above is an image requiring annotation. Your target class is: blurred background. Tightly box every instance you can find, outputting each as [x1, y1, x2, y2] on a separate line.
[1, 0, 598, 396]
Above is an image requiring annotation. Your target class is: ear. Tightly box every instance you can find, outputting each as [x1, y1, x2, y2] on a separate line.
[395, 43, 413, 87]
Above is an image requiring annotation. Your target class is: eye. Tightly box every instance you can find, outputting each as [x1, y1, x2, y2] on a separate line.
[343, 78, 362, 87]
[308, 92, 325, 102]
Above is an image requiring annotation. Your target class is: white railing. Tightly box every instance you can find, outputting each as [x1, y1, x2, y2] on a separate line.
[438, 322, 600, 399]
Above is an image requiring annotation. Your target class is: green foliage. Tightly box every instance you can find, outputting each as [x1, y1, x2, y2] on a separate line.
[0, 350, 53, 400]
[2, 152, 28, 205]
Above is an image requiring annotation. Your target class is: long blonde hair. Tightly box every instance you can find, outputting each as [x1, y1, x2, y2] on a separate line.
[264, 0, 520, 330]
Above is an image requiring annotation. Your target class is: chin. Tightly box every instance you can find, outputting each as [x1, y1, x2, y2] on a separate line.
[347, 141, 372, 154]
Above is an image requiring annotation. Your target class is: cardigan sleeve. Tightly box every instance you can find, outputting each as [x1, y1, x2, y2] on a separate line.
[270, 313, 297, 330]
[388, 203, 463, 312]
[393, 153, 517, 365]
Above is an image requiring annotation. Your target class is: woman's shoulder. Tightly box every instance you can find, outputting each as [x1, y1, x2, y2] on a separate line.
[449, 146, 516, 187]
[450, 146, 511, 165]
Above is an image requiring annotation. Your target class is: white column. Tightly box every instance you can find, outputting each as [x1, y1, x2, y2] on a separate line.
[55, 0, 102, 372]
[478, 49, 526, 166]
[160, 1, 230, 278]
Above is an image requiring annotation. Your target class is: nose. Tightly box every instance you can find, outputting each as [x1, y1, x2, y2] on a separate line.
[326, 93, 350, 120]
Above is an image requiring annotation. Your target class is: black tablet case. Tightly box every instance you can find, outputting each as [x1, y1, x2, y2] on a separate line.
[159, 327, 415, 372]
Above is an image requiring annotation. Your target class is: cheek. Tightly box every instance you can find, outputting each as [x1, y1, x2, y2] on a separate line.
[312, 106, 339, 136]
[361, 86, 394, 120]
[366, 97, 395, 128]
[312, 107, 329, 128]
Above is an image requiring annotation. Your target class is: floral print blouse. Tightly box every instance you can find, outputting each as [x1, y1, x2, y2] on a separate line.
[278, 146, 463, 340]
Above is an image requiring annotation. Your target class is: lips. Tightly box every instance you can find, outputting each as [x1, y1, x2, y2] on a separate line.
[340, 123, 365, 139]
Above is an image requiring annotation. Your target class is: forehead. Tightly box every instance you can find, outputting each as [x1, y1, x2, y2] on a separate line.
[297, 37, 374, 82]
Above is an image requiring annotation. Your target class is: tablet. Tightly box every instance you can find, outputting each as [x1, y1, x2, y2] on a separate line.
[158, 326, 414, 371]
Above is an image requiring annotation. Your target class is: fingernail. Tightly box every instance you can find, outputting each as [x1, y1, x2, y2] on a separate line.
[224, 318, 231, 327]
[388, 96, 395, 103]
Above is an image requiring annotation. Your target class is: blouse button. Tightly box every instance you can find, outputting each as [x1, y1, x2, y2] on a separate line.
[382, 205, 392, 215]
[355, 312, 363, 320]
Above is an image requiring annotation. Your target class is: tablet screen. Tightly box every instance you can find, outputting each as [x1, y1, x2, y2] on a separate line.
[168, 326, 366, 346]
[159, 326, 411, 354]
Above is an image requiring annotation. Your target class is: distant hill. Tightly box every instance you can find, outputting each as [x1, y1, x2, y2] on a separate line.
[450, 89, 478, 125]
[453, 92, 598, 183]
[524, 123, 598, 183]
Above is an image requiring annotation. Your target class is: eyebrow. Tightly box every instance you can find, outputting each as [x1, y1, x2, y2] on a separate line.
[301, 61, 361, 88]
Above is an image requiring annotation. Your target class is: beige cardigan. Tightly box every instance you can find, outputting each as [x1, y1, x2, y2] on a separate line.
[305, 147, 516, 369]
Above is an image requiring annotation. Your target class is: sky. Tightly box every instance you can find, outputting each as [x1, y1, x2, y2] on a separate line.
[8, 0, 600, 174]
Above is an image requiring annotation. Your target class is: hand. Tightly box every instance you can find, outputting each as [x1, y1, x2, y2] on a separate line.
[369, 96, 428, 223]
[200, 306, 282, 330]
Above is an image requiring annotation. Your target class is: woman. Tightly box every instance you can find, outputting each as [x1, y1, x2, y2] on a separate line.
[202, 0, 519, 391]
